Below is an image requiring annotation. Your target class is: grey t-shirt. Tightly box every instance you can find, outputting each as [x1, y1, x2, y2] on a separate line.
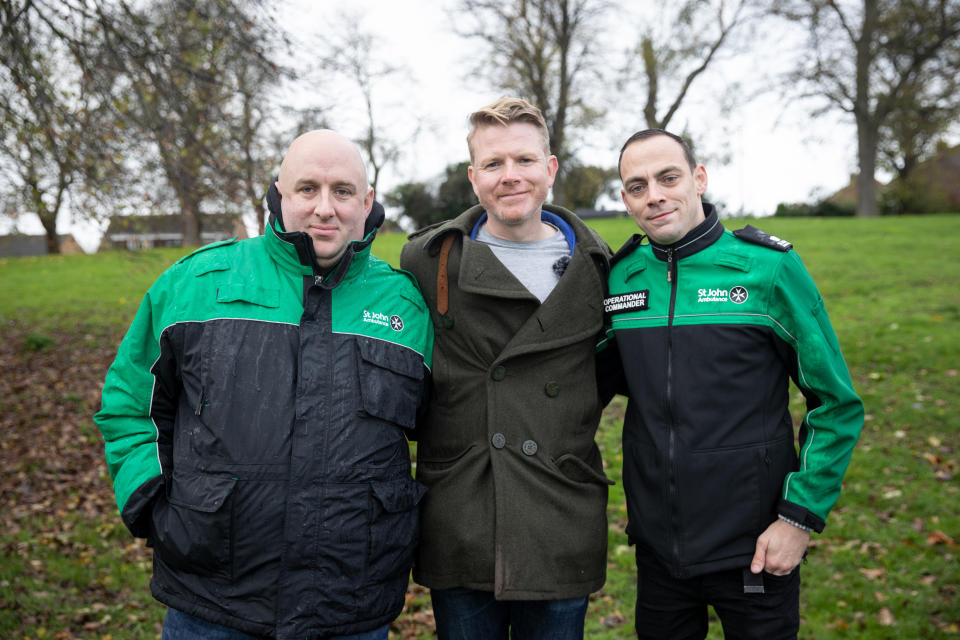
[476, 224, 571, 303]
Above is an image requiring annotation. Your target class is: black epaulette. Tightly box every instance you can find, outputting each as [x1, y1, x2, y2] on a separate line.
[610, 233, 646, 267]
[733, 225, 792, 252]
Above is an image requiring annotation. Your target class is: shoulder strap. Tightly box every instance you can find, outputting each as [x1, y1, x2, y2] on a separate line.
[436, 233, 456, 315]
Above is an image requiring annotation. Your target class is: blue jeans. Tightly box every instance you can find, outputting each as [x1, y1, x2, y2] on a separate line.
[430, 587, 588, 640]
[162, 608, 390, 640]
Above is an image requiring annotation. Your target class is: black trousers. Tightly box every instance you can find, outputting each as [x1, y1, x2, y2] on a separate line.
[634, 549, 800, 640]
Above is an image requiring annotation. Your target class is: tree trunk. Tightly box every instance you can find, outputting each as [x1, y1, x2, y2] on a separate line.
[254, 198, 266, 236]
[171, 171, 202, 245]
[854, 0, 880, 217]
[42, 222, 60, 255]
[28, 177, 62, 254]
[641, 37, 659, 128]
[855, 122, 879, 217]
[181, 204, 201, 246]
[552, 172, 568, 209]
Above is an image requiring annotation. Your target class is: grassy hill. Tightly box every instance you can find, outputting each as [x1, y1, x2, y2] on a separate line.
[1, 215, 957, 638]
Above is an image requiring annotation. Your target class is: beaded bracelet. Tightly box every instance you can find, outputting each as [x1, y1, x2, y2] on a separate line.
[778, 514, 811, 532]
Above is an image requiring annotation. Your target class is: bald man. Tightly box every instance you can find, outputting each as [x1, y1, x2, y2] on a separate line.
[96, 130, 434, 640]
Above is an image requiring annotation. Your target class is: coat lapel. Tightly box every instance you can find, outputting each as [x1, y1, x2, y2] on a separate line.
[498, 241, 606, 361]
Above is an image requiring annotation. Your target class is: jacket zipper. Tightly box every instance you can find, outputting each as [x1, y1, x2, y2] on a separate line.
[665, 247, 682, 573]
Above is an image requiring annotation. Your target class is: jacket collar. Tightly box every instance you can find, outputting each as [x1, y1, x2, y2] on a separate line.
[468, 210, 577, 255]
[649, 202, 723, 261]
[264, 180, 385, 288]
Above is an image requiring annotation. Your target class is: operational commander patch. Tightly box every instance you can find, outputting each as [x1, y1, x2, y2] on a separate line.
[733, 225, 793, 252]
[604, 290, 649, 314]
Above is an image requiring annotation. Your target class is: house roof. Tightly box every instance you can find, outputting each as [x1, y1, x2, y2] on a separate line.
[827, 145, 960, 207]
[903, 144, 960, 205]
[0, 234, 80, 257]
[104, 214, 241, 237]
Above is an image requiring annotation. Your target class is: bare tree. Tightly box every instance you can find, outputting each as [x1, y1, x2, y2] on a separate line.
[626, 0, 762, 130]
[318, 11, 416, 197]
[878, 66, 960, 181]
[87, 0, 287, 244]
[453, 0, 608, 207]
[777, 0, 960, 217]
[0, 0, 118, 253]
[228, 27, 293, 236]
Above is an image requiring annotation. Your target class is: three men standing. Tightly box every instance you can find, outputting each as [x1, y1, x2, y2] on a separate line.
[401, 98, 612, 640]
[96, 106, 861, 640]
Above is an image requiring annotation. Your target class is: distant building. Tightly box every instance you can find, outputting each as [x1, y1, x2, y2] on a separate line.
[0, 234, 84, 257]
[102, 214, 247, 250]
[894, 144, 960, 211]
[826, 174, 886, 209]
[827, 145, 960, 213]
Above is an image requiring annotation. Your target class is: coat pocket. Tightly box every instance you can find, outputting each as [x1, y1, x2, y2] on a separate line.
[151, 469, 237, 580]
[554, 452, 615, 486]
[356, 337, 424, 430]
[367, 477, 428, 581]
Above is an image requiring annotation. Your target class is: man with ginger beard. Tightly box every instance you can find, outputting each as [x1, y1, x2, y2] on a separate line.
[400, 98, 613, 639]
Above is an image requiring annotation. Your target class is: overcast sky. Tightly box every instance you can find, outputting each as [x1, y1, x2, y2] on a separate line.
[6, 0, 874, 251]
[290, 0, 864, 213]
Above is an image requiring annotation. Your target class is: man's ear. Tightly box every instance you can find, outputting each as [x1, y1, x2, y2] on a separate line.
[467, 165, 481, 199]
[363, 186, 374, 216]
[694, 165, 708, 196]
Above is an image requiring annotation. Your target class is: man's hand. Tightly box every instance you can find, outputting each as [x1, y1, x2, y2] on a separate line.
[750, 519, 810, 575]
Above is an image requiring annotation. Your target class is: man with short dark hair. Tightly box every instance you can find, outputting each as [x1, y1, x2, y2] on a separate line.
[602, 128, 863, 639]
[400, 97, 612, 640]
[95, 130, 433, 639]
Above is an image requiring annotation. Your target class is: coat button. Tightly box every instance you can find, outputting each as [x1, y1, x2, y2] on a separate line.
[440, 315, 454, 329]
[491, 366, 506, 381]
[522, 440, 538, 456]
[492, 433, 506, 449]
[544, 382, 560, 397]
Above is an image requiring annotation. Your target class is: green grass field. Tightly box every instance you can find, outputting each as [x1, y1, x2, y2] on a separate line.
[1, 214, 957, 639]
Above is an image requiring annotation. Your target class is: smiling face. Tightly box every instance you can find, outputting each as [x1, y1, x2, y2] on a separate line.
[276, 130, 373, 269]
[620, 134, 708, 245]
[467, 122, 558, 240]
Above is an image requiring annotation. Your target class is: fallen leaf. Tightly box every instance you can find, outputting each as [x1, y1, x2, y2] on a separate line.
[927, 530, 957, 547]
[830, 619, 850, 630]
[878, 607, 896, 626]
[859, 567, 886, 580]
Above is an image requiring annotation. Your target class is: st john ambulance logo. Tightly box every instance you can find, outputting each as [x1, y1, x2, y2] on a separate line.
[730, 286, 749, 304]
[363, 309, 403, 330]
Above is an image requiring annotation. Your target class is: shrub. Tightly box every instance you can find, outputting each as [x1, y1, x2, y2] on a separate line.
[774, 200, 855, 217]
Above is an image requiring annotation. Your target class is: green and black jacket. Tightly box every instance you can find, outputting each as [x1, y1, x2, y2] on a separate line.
[94, 193, 433, 638]
[600, 205, 863, 578]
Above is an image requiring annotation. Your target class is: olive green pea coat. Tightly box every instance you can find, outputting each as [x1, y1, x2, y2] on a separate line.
[400, 204, 613, 600]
